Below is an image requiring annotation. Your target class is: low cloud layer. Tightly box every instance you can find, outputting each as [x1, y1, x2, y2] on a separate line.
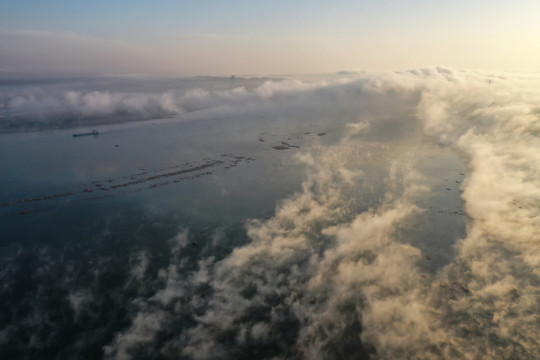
[9, 90, 179, 118]
[0, 77, 313, 129]
[0, 74, 401, 131]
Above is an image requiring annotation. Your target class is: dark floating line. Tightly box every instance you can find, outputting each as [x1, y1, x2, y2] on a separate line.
[0, 154, 255, 214]
[110, 160, 224, 189]
[0, 192, 76, 207]
[273, 141, 300, 150]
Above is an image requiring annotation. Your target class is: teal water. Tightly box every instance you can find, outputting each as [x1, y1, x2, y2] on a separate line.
[0, 75, 470, 359]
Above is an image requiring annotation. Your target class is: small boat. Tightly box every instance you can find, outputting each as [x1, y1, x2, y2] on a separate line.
[73, 130, 99, 137]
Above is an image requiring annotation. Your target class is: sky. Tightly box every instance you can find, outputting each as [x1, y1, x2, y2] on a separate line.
[1, 0, 540, 76]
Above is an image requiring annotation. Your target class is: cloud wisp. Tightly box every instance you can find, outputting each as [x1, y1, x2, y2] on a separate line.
[101, 68, 540, 359]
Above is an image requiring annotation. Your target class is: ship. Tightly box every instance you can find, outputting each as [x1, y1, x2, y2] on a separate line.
[73, 130, 99, 137]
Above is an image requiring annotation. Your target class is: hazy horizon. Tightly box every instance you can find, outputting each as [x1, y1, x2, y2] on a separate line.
[2, 1, 540, 76]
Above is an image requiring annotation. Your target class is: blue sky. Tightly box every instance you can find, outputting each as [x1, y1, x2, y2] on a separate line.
[1, 0, 539, 75]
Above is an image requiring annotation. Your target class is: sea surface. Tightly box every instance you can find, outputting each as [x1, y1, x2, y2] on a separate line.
[1, 69, 538, 359]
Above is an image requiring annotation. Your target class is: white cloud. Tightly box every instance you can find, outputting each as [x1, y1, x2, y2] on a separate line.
[93, 67, 540, 358]
[5, 90, 181, 125]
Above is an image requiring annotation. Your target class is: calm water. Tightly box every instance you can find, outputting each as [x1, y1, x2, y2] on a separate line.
[0, 75, 468, 359]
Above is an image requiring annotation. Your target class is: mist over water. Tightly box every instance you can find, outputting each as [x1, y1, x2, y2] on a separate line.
[1, 68, 539, 359]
